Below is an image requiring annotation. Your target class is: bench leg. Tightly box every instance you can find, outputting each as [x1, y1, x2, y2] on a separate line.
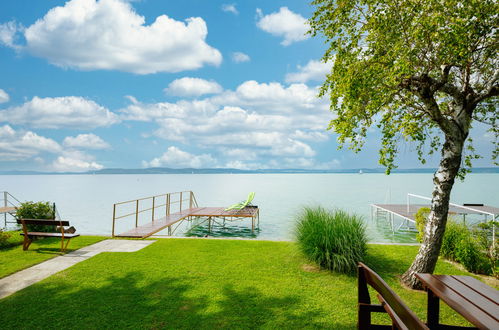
[23, 236, 33, 251]
[61, 238, 72, 252]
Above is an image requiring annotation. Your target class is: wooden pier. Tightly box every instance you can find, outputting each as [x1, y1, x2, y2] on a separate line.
[371, 193, 499, 235]
[112, 192, 259, 238]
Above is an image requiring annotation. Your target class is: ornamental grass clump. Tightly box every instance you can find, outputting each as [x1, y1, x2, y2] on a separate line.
[295, 206, 367, 274]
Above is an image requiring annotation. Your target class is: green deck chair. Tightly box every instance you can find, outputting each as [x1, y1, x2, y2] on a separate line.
[225, 192, 255, 211]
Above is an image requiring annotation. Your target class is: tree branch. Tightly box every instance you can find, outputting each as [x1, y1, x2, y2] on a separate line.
[473, 69, 499, 105]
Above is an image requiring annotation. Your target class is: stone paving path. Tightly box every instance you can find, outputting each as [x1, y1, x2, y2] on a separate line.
[0, 239, 156, 299]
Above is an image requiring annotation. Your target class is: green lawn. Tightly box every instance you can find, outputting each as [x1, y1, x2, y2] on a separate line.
[0, 239, 478, 329]
[0, 233, 106, 278]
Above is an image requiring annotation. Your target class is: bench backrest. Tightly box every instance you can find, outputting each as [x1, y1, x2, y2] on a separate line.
[358, 262, 428, 330]
[17, 219, 70, 227]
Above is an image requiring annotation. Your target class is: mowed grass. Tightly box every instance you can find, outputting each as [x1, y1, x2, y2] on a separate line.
[0, 239, 476, 329]
[0, 233, 106, 278]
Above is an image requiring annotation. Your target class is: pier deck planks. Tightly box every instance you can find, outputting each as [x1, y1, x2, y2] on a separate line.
[116, 206, 259, 238]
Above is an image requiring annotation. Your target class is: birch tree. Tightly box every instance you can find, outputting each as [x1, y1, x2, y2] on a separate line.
[309, 0, 498, 288]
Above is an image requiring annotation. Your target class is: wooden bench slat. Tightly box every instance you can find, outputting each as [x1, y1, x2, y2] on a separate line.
[16, 219, 70, 226]
[21, 232, 80, 238]
[450, 275, 499, 303]
[434, 275, 499, 320]
[417, 273, 498, 329]
[359, 262, 428, 329]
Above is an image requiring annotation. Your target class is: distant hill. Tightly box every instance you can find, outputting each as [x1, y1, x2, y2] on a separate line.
[1, 167, 498, 175]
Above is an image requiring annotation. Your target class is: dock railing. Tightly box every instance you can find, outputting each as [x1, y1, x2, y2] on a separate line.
[112, 191, 198, 237]
[1, 191, 22, 227]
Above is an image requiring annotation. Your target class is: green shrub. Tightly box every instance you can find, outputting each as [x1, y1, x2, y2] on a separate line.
[415, 207, 430, 243]
[455, 235, 492, 274]
[295, 207, 367, 274]
[441, 220, 494, 275]
[0, 229, 11, 248]
[472, 222, 498, 276]
[440, 220, 469, 261]
[16, 201, 56, 232]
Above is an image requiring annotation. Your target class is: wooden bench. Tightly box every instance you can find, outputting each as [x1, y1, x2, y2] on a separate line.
[358, 262, 429, 330]
[17, 218, 80, 252]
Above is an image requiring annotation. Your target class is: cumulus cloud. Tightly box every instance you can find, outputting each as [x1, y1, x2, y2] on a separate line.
[231, 52, 250, 63]
[0, 96, 119, 129]
[285, 60, 333, 83]
[142, 146, 217, 168]
[0, 125, 61, 161]
[221, 3, 238, 15]
[63, 133, 110, 149]
[0, 89, 9, 103]
[52, 150, 103, 172]
[120, 79, 330, 167]
[256, 7, 309, 46]
[0, 21, 21, 49]
[164, 77, 223, 97]
[1, 0, 222, 74]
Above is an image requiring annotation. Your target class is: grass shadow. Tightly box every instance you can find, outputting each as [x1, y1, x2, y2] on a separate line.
[0, 270, 340, 329]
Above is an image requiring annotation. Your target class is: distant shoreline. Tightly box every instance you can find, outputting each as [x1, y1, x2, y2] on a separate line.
[1, 167, 498, 175]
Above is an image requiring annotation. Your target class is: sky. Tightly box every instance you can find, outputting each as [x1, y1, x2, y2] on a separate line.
[0, 0, 495, 172]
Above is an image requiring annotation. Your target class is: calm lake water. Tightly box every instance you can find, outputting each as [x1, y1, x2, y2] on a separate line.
[1, 173, 497, 243]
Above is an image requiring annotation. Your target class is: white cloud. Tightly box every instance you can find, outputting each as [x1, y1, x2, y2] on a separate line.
[121, 79, 330, 166]
[231, 52, 250, 63]
[0, 21, 21, 49]
[221, 4, 238, 15]
[0, 125, 61, 161]
[52, 150, 103, 172]
[0, 89, 9, 103]
[63, 133, 110, 149]
[291, 130, 329, 142]
[164, 77, 223, 97]
[256, 7, 309, 46]
[142, 146, 217, 168]
[120, 98, 216, 121]
[2, 0, 222, 74]
[285, 60, 333, 83]
[0, 96, 119, 129]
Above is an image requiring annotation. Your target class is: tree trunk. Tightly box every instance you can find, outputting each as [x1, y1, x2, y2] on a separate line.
[401, 135, 465, 289]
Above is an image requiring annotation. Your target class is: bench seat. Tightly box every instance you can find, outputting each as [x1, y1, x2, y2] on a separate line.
[21, 232, 80, 238]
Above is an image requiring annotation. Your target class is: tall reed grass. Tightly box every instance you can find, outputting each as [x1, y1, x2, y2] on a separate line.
[295, 207, 367, 273]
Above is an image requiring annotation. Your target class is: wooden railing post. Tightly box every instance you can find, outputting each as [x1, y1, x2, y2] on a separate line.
[190, 191, 193, 209]
[180, 192, 183, 211]
[167, 194, 170, 216]
[112, 203, 116, 238]
[135, 199, 139, 227]
[152, 196, 155, 222]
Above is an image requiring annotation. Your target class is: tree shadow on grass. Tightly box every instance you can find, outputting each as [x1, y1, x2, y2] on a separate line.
[363, 251, 412, 278]
[0, 271, 351, 329]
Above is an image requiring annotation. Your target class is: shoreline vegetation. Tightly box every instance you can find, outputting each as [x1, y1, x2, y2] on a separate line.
[1, 167, 498, 175]
[0, 237, 487, 328]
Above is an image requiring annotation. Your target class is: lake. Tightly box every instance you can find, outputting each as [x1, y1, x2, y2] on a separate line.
[1, 173, 497, 243]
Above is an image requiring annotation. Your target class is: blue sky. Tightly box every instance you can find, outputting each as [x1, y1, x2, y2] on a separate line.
[0, 0, 495, 172]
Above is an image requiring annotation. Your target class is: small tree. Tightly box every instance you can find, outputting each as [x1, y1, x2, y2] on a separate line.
[309, 0, 498, 288]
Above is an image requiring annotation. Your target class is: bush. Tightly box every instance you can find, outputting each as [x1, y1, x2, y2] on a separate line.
[295, 207, 367, 274]
[455, 235, 492, 274]
[0, 229, 11, 248]
[441, 220, 494, 275]
[440, 221, 469, 261]
[415, 207, 430, 243]
[16, 201, 56, 232]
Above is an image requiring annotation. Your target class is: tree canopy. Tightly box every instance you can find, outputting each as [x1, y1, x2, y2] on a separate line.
[309, 0, 498, 173]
